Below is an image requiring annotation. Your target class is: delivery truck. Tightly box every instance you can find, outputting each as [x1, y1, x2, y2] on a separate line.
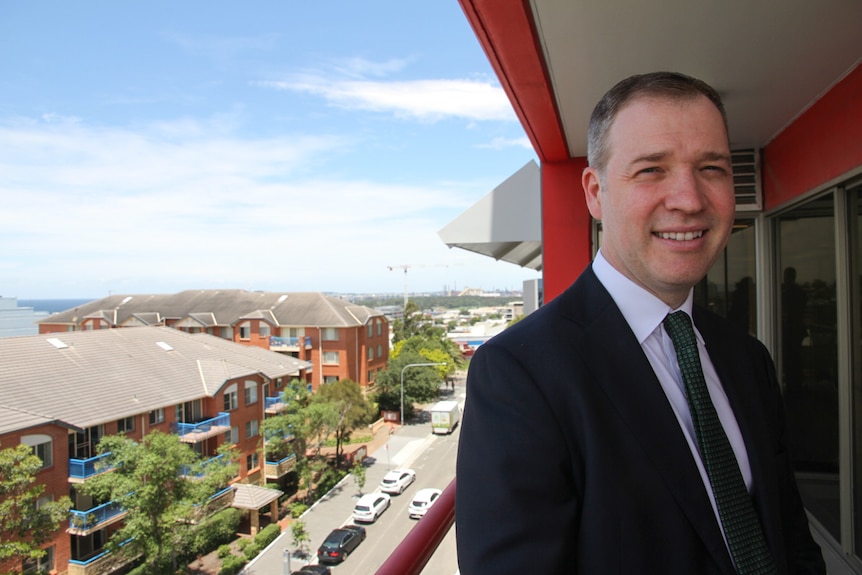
[430, 400, 461, 434]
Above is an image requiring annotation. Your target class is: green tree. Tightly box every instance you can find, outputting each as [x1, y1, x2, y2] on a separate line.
[313, 379, 375, 467]
[0, 444, 72, 573]
[373, 351, 447, 415]
[351, 458, 368, 495]
[291, 519, 310, 559]
[80, 431, 238, 574]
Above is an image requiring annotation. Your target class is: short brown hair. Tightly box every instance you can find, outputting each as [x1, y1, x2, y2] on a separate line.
[587, 72, 728, 175]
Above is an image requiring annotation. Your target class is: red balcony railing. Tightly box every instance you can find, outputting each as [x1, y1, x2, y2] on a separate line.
[375, 477, 456, 575]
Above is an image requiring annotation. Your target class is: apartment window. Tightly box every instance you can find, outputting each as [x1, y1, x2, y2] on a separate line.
[323, 351, 339, 365]
[368, 369, 375, 383]
[224, 426, 239, 444]
[23, 546, 54, 574]
[220, 327, 231, 339]
[377, 320, 382, 336]
[321, 327, 338, 341]
[377, 345, 383, 358]
[324, 375, 339, 384]
[223, 383, 238, 411]
[117, 416, 135, 433]
[367, 323, 373, 337]
[148, 408, 164, 425]
[22, 435, 53, 469]
[275, 377, 283, 389]
[259, 323, 270, 338]
[239, 322, 251, 339]
[367, 347, 374, 361]
[245, 419, 259, 439]
[244, 381, 258, 405]
[246, 452, 259, 471]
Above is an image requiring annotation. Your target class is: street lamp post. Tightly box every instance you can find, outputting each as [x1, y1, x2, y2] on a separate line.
[400, 362, 446, 426]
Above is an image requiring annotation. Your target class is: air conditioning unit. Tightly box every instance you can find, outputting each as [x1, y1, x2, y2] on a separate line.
[731, 148, 761, 212]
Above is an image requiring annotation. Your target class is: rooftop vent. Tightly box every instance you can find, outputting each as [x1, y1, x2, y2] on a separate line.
[156, 341, 174, 351]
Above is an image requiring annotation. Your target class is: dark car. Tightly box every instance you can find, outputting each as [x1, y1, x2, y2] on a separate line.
[316, 524, 367, 564]
[292, 566, 332, 575]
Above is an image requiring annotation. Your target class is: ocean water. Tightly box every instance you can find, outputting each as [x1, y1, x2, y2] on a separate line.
[18, 299, 94, 314]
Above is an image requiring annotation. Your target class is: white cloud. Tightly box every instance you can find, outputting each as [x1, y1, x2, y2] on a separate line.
[258, 76, 516, 122]
[477, 136, 533, 150]
[0, 116, 542, 298]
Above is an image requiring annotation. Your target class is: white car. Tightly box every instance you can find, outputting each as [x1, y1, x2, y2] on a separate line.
[408, 488, 442, 519]
[379, 468, 416, 494]
[352, 492, 391, 523]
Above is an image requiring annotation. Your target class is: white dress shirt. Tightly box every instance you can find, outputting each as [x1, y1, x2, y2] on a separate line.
[592, 250, 753, 547]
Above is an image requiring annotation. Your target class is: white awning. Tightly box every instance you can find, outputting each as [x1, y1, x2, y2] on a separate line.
[438, 160, 542, 271]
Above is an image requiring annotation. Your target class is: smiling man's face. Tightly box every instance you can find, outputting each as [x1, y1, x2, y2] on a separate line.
[582, 94, 735, 308]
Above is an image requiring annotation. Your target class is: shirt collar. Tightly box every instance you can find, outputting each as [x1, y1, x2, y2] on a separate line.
[592, 249, 695, 344]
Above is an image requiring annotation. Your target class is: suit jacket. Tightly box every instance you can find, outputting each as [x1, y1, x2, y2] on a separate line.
[455, 265, 825, 574]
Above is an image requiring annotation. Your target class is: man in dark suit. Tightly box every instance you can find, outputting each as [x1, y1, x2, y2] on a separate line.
[455, 72, 825, 574]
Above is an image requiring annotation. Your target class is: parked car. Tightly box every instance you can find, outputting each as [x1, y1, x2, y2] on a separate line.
[316, 524, 366, 564]
[408, 487, 442, 519]
[380, 468, 416, 494]
[353, 492, 391, 523]
[292, 566, 332, 575]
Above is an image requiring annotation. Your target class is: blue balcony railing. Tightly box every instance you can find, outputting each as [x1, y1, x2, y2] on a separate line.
[269, 335, 312, 348]
[265, 396, 284, 411]
[179, 453, 227, 478]
[69, 452, 113, 480]
[173, 412, 230, 441]
[69, 500, 125, 532]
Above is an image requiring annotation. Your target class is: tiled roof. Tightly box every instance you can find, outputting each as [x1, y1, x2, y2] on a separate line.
[0, 326, 312, 432]
[39, 290, 383, 329]
[231, 483, 283, 510]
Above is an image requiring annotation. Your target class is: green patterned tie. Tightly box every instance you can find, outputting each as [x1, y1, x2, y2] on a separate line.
[663, 311, 777, 575]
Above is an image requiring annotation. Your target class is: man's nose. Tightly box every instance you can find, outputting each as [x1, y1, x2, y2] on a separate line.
[663, 169, 706, 212]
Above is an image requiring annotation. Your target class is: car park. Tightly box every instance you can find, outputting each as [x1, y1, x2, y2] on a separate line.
[352, 492, 391, 523]
[380, 468, 416, 494]
[316, 524, 366, 564]
[408, 487, 442, 519]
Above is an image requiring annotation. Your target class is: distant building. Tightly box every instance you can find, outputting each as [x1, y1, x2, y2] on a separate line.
[0, 296, 48, 338]
[37, 290, 389, 390]
[0, 326, 310, 574]
[522, 278, 543, 316]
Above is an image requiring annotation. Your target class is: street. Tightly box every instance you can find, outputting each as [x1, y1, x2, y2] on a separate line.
[243, 384, 463, 575]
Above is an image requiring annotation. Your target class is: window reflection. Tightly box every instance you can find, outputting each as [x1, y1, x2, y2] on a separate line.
[777, 193, 840, 541]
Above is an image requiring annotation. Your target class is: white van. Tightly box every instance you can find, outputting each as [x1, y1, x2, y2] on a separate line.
[430, 400, 461, 434]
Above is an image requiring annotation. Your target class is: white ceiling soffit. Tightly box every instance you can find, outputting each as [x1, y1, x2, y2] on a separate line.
[439, 160, 543, 271]
[529, 0, 862, 155]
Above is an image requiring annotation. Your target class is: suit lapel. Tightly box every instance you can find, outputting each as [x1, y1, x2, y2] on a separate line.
[562, 270, 734, 570]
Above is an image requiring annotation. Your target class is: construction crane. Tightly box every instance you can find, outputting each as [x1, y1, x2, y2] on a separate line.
[387, 263, 453, 309]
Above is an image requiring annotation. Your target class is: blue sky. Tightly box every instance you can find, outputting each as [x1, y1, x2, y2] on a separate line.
[0, 1, 540, 299]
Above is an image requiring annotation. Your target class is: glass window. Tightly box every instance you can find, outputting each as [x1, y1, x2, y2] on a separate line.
[324, 375, 339, 383]
[777, 193, 840, 541]
[367, 323, 373, 337]
[223, 384, 238, 411]
[239, 322, 251, 339]
[259, 323, 270, 338]
[245, 419, 259, 439]
[22, 435, 53, 469]
[23, 546, 54, 574]
[244, 381, 258, 405]
[148, 408, 164, 425]
[693, 219, 757, 333]
[377, 320, 383, 336]
[117, 416, 135, 433]
[322, 327, 338, 341]
[246, 452, 259, 471]
[367, 347, 374, 360]
[377, 345, 383, 358]
[224, 426, 239, 444]
[851, 181, 862, 556]
[323, 351, 339, 365]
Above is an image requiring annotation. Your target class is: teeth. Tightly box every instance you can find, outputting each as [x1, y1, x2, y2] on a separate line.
[657, 231, 703, 241]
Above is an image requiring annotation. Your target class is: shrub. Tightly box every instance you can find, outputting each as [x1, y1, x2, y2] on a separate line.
[218, 554, 247, 575]
[254, 523, 281, 550]
[217, 544, 233, 559]
[289, 501, 309, 517]
[314, 467, 347, 498]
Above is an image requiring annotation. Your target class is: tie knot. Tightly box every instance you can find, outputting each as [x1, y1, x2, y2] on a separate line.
[664, 310, 697, 350]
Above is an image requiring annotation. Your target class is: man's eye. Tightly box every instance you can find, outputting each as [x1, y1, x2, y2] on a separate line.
[638, 167, 661, 175]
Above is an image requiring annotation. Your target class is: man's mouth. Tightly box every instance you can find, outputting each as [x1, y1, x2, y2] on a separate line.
[655, 230, 704, 241]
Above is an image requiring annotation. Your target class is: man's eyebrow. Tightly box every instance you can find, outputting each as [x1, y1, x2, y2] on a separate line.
[628, 150, 732, 166]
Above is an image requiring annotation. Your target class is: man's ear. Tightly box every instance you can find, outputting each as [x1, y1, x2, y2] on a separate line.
[583, 167, 603, 219]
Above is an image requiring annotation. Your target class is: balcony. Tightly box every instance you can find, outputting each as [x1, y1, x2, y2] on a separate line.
[376, 478, 455, 575]
[179, 453, 228, 479]
[269, 335, 312, 352]
[67, 501, 126, 535]
[68, 451, 113, 483]
[173, 412, 230, 443]
[264, 395, 286, 414]
[188, 485, 235, 523]
[67, 539, 136, 575]
[264, 453, 297, 479]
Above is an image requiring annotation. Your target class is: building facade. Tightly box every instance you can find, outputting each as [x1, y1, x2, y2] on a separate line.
[37, 290, 389, 390]
[0, 327, 310, 574]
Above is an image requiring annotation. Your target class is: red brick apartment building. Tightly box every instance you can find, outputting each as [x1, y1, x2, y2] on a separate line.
[0, 326, 311, 574]
[38, 290, 390, 390]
